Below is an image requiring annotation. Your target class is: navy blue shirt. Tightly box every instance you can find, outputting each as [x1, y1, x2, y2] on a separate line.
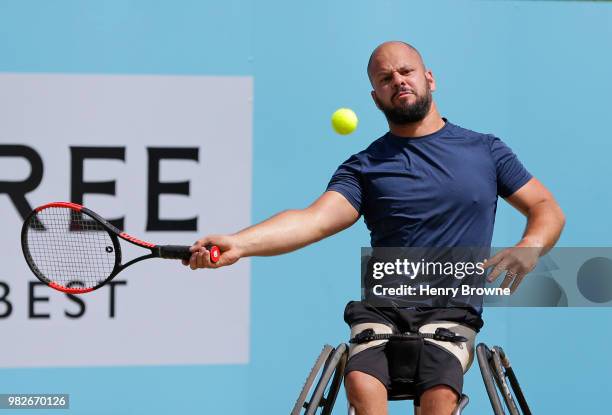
[327, 120, 532, 248]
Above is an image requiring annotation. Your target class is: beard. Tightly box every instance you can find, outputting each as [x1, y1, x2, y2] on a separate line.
[378, 86, 433, 125]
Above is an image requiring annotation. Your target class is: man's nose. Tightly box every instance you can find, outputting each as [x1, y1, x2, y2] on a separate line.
[391, 71, 405, 87]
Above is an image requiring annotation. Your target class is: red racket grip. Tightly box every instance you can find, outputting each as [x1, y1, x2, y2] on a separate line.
[207, 245, 221, 263]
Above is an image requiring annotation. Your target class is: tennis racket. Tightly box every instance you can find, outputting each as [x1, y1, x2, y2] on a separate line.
[21, 201, 220, 294]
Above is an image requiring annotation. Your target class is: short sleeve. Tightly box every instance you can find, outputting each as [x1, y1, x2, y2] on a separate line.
[488, 135, 532, 198]
[326, 154, 363, 213]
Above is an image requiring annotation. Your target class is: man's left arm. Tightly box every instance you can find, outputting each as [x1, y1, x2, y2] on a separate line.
[506, 177, 566, 252]
[485, 177, 566, 292]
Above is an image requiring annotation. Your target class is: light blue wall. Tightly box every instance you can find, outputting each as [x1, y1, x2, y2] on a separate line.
[2, 0, 611, 413]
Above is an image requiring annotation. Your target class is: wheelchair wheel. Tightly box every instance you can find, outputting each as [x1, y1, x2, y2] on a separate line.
[291, 343, 348, 415]
[476, 343, 532, 415]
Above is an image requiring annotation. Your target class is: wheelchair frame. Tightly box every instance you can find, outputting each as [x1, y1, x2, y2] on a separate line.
[291, 342, 531, 415]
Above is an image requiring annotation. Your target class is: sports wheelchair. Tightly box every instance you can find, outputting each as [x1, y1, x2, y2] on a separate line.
[291, 336, 531, 415]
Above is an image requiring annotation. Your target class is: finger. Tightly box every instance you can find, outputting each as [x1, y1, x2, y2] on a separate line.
[190, 239, 204, 252]
[181, 259, 189, 266]
[483, 250, 505, 270]
[509, 272, 527, 294]
[499, 271, 517, 290]
[189, 252, 198, 270]
[202, 248, 212, 268]
[191, 236, 213, 252]
[486, 260, 508, 283]
[196, 249, 208, 269]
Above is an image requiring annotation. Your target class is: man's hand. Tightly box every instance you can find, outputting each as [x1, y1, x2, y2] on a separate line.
[483, 243, 543, 293]
[182, 234, 242, 270]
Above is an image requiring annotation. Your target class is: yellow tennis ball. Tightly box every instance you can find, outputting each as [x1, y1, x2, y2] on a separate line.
[331, 108, 358, 135]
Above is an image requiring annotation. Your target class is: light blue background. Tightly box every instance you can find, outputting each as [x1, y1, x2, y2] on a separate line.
[1, 0, 611, 413]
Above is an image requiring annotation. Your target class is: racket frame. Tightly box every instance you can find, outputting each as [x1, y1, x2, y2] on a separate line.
[21, 201, 201, 294]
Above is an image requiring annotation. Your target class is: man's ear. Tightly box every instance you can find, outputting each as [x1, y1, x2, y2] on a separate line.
[425, 70, 436, 92]
[371, 90, 383, 110]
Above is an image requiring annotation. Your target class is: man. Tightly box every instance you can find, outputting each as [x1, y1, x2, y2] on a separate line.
[183, 41, 565, 415]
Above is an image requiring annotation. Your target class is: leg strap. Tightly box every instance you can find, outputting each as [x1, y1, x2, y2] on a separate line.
[348, 322, 393, 359]
[348, 321, 477, 373]
[419, 321, 476, 373]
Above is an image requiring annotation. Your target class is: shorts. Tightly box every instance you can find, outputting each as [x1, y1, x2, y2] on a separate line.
[343, 301, 483, 406]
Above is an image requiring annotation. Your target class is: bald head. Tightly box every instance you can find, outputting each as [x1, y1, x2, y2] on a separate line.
[366, 41, 437, 127]
[367, 41, 425, 85]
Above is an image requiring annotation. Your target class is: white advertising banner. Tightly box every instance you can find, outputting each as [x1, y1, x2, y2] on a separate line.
[0, 74, 252, 367]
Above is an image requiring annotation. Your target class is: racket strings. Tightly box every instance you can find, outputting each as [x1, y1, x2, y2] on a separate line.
[24, 207, 117, 289]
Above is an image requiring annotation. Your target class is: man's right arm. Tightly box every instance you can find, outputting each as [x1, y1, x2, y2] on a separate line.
[184, 191, 359, 269]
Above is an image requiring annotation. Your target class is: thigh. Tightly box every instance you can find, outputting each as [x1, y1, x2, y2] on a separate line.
[344, 370, 389, 415]
[416, 342, 464, 402]
[344, 301, 397, 394]
[344, 344, 391, 390]
[418, 385, 460, 415]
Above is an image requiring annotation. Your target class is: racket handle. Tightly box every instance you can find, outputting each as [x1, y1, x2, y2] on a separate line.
[158, 245, 220, 263]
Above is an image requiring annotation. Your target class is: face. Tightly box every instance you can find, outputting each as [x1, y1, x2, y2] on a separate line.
[368, 44, 436, 125]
